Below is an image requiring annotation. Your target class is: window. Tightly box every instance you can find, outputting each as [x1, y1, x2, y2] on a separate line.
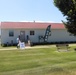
[9, 30, 14, 37]
[30, 31, 35, 35]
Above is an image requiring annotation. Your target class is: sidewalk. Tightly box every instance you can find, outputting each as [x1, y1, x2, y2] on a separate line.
[0, 45, 55, 51]
[0, 44, 76, 51]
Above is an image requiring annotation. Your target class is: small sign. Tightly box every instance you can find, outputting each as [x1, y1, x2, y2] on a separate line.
[20, 42, 25, 49]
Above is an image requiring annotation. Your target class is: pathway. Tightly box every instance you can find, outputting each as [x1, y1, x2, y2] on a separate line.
[0, 45, 55, 51]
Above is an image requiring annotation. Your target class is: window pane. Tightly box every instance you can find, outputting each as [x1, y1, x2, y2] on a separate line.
[30, 31, 35, 35]
[9, 30, 14, 37]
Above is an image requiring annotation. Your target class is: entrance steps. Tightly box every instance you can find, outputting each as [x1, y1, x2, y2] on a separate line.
[25, 40, 31, 46]
[25, 43, 30, 46]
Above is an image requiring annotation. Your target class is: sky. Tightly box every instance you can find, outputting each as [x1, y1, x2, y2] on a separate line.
[0, 0, 66, 23]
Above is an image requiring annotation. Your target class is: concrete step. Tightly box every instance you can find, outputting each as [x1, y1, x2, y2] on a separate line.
[25, 43, 31, 46]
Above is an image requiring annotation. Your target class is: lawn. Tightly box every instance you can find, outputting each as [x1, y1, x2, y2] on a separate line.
[0, 45, 76, 75]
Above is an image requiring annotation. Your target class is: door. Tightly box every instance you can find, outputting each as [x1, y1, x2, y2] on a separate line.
[20, 31, 25, 42]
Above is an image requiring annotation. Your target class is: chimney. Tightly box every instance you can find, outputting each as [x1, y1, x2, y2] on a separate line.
[34, 20, 35, 22]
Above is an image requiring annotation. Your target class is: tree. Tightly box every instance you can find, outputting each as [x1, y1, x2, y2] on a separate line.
[54, 0, 76, 35]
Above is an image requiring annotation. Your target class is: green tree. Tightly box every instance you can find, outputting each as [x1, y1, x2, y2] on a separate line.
[54, 0, 76, 35]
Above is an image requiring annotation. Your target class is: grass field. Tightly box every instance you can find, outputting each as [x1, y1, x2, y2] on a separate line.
[0, 45, 76, 75]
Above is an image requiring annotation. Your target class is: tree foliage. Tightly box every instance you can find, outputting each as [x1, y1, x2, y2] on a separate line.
[54, 0, 76, 35]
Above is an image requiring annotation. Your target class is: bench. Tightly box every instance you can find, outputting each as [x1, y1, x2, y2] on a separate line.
[56, 44, 69, 52]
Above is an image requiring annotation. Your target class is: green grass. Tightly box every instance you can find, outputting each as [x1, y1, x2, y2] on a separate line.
[0, 46, 76, 75]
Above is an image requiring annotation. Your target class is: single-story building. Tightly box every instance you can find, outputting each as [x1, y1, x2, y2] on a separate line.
[1, 22, 76, 46]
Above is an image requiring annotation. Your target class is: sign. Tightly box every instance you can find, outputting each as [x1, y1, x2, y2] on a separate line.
[20, 42, 25, 49]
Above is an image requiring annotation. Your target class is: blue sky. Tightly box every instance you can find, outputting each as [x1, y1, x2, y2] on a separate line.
[0, 0, 66, 22]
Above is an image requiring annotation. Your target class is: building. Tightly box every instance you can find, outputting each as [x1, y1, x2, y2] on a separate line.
[1, 22, 76, 46]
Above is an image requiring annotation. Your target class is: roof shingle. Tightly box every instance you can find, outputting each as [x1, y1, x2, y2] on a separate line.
[1, 22, 65, 29]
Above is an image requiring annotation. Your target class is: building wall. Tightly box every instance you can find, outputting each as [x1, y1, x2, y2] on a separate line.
[1, 29, 45, 44]
[48, 29, 76, 42]
[1, 29, 19, 44]
[1, 28, 76, 44]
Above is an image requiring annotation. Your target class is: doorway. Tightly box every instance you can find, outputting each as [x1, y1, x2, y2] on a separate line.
[20, 31, 25, 42]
